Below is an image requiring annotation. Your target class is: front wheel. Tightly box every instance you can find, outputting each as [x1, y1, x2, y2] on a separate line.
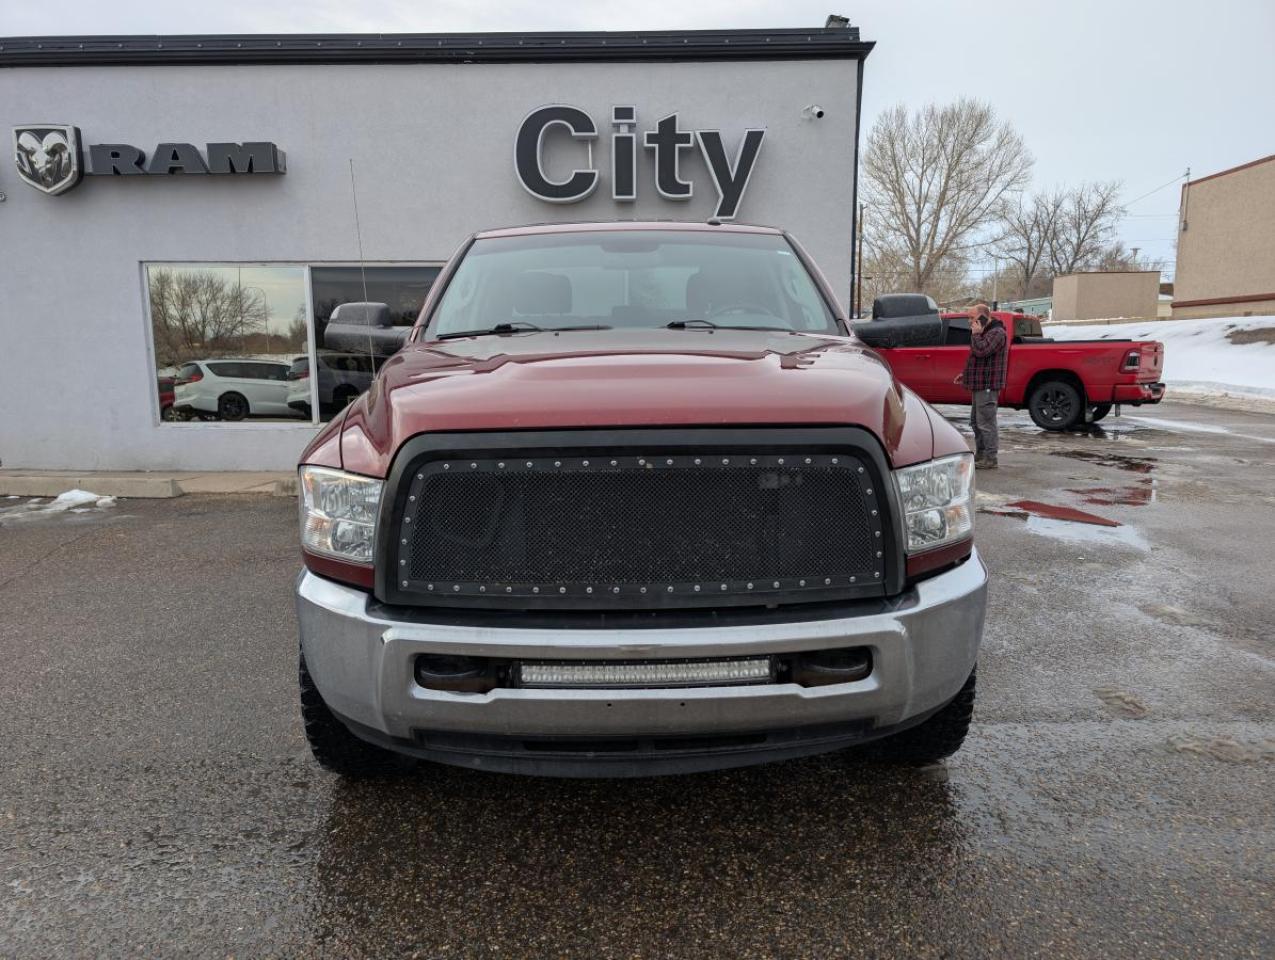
[299, 653, 413, 778]
[1028, 380, 1083, 431]
[856, 669, 976, 764]
[1088, 403, 1112, 423]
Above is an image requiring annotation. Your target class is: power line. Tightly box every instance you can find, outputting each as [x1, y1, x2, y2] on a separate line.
[1125, 171, 1189, 207]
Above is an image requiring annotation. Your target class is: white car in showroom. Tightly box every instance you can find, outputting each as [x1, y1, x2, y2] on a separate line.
[172, 359, 306, 421]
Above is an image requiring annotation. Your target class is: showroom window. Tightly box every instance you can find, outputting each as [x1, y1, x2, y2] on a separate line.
[146, 263, 440, 425]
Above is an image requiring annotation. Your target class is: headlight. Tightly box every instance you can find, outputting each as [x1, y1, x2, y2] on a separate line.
[892, 453, 974, 553]
[299, 466, 383, 564]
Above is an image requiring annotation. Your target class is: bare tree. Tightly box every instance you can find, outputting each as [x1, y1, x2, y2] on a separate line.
[862, 98, 1033, 293]
[149, 268, 269, 368]
[1046, 180, 1124, 276]
[859, 207, 977, 310]
[995, 191, 1064, 298]
[286, 306, 309, 350]
[1088, 241, 1165, 274]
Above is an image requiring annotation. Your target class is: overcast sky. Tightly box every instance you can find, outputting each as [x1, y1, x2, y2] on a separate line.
[5, 0, 1273, 277]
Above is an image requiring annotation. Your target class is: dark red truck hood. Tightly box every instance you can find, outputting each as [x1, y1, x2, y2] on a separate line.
[304, 328, 950, 477]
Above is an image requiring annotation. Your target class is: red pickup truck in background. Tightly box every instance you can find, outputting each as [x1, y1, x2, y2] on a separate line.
[855, 295, 1165, 430]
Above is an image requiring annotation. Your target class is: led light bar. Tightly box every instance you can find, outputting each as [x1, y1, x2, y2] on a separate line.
[519, 658, 772, 689]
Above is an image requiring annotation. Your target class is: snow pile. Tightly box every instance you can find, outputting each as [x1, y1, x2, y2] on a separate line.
[48, 489, 104, 510]
[0, 489, 117, 525]
[1047, 315, 1275, 401]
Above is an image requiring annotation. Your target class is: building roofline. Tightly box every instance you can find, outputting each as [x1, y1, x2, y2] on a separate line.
[0, 28, 873, 68]
[1186, 152, 1275, 187]
[1171, 291, 1275, 309]
[1055, 270, 1161, 277]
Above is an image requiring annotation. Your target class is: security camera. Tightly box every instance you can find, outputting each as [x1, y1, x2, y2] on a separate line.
[802, 104, 826, 120]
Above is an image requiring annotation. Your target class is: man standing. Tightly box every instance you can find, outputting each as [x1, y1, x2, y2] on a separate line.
[956, 303, 1009, 469]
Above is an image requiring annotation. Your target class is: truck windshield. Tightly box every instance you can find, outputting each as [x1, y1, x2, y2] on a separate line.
[427, 230, 838, 338]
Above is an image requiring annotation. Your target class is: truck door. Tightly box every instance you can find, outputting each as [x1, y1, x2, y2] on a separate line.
[881, 345, 934, 397]
[928, 316, 973, 404]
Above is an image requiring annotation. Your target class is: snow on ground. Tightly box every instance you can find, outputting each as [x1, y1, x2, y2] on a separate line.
[0, 489, 117, 525]
[1046, 315, 1275, 402]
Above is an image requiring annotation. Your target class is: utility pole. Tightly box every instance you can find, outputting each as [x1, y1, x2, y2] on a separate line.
[855, 202, 864, 319]
[1181, 166, 1191, 232]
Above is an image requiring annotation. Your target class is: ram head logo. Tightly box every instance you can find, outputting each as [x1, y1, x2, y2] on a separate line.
[13, 125, 83, 195]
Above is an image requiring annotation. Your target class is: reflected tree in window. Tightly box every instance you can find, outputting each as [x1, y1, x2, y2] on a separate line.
[149, 268, 271, 368]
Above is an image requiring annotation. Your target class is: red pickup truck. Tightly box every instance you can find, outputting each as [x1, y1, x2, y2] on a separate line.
[855, 298, 1165, 430]
[295, 222, 987, 779]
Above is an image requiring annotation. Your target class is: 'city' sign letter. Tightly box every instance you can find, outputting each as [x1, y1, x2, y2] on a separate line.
[696, 129, 765, 221]
[515, 105, 599, 203]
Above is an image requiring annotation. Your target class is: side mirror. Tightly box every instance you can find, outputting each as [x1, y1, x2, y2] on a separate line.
[322, 302, 410, 356]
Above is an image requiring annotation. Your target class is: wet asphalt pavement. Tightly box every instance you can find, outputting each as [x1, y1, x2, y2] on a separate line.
[2, 399, 1273, 958]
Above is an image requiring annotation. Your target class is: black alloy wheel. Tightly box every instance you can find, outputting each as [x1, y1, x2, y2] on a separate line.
[217, 392, 249, 421]
[1028, 380, 1082, 431]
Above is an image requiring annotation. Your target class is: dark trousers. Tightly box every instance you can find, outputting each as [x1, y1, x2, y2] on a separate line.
[969, 389, 999, 460]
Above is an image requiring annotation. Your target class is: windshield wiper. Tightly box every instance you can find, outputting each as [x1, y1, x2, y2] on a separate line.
[434, 322, 612, 341]
[435, 321, 541, 340]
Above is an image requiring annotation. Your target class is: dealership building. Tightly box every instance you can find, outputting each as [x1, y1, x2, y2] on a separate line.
[0, 26, 872, 472]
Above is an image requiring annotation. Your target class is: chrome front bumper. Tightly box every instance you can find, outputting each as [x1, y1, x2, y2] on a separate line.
[297, 550, 987, 771]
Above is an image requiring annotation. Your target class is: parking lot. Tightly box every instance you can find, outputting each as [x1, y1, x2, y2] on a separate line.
[1, 399, 1273, 959]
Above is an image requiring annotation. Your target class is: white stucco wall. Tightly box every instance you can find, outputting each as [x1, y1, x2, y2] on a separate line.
[0, 57, 861, 470]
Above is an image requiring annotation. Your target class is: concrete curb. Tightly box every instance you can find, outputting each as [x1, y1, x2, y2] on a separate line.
[0, 475, 182, 499]
[0, 472, 297, 499]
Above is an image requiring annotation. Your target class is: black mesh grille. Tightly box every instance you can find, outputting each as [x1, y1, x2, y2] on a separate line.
[390, 451, 888, 609]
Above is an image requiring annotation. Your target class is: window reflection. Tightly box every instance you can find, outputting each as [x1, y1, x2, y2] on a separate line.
[148, 264, 308, 423]
[148, 263, 439, 425]
[309, 266, 440, 421]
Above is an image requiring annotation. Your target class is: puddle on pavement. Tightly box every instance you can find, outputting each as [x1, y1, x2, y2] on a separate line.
[1066, 478, 1156, 506]
[1167, 733, 1275, 763]
[1126, 416, 1232, 436]
[1006, 499, 1121, 527]
[1138, 603, 1213, 629]
[1050, 449, 1158, 473]
[1094, 686, 1151, 718]
[1022, 515, 1148, 550]
[981, 508, 1030, 521]
[980, 502, 1149, 549]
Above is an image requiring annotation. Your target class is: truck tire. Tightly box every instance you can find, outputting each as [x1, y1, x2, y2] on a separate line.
[1088, 403, 1112, 423]
[857, 669, 976, 764]
[1028, 380, 1082, 431]
[299, 652, 413, 778]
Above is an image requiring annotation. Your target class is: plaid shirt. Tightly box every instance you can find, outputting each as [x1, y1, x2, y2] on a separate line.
[962, 318, 1009, 392]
